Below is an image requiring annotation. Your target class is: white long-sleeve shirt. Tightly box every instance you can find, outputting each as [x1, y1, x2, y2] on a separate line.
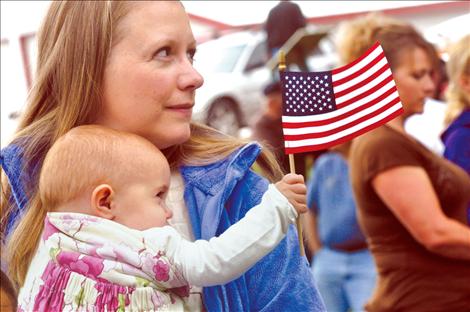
[18, 184, 297, 311]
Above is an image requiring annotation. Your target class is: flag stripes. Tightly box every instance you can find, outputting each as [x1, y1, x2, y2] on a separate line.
[281, 42, 403, 153]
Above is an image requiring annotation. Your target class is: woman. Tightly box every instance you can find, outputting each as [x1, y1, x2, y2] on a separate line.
[337, 14, 470, 311]
[0, 1, 325, 311]
[442, 34, 470, 176]
[441, 35, 470, 223]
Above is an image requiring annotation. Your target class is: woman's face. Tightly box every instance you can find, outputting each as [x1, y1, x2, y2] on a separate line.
[99, 1, 203, 149]
[392, 47, 435, 118]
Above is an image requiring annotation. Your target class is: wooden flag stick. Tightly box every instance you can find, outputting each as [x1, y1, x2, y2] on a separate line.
[279, 51, 305, 257]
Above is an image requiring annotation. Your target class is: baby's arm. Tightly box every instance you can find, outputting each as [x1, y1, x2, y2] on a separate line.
[162, 174, 306, 287]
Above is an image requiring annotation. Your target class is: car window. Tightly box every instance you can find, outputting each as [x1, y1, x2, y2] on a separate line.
[195, 44, 246, 73]
[245, 41, 267, 72]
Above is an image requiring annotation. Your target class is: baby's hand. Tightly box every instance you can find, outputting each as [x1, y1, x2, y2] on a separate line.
[275, 173, 307, 215]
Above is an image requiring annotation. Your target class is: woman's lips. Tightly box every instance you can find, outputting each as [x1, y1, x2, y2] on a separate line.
[167, 104, 193, 117]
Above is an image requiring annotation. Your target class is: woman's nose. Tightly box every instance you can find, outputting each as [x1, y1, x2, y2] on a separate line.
[178, 60, 204, 92]
[423, 74, 435, 97]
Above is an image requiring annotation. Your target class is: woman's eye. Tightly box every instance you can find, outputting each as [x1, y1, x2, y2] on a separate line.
[187, 49, 196, 63]
[154, 47, 171, 59]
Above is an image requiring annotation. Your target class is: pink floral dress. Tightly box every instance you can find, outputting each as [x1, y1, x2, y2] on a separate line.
[18, 213, 191, 311]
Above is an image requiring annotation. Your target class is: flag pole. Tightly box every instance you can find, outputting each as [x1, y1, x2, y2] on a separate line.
[278, 51, 305, 257]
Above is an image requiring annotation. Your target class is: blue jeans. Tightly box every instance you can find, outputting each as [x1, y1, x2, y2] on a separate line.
[311, 247, 377, 312]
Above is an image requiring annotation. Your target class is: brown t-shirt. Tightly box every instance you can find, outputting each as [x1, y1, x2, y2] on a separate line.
[350, 125, 470, 312]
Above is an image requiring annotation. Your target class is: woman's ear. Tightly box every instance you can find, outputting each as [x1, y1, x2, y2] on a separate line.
[91, 184, 115, 220]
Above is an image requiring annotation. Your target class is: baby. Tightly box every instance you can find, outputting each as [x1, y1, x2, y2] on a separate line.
[18, 125, 307, 311]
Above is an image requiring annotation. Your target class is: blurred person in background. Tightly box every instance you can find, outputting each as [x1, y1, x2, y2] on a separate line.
[304, 141, 376, 312]
[441, 34, 470, 223]
[0, 1, 326, 311]
[265, 0, 309, 72]
[338, 13, 470, 311]
[405, 50, 448, 155]
[252, 80, 308, 177]
[441, 34, 470, 174]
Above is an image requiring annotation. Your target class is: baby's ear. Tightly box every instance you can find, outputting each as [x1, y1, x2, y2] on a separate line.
[91, 184, 115, 220]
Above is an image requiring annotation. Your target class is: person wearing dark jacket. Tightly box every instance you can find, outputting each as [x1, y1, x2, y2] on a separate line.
[265, 0, 308, 71]
[252, 81, 309, 178]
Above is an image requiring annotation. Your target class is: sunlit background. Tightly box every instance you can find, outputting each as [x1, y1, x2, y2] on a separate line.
[1, 0, 469, 147]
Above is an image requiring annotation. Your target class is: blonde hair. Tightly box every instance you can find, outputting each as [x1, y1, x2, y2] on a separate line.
[336, 13, 438, 70]
[1, 1, 282, 287]
[444, 35, 470, 126]
[40, 125, 162, 210]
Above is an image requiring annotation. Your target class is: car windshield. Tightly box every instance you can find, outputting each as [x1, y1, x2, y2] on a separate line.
[195, 44, 246, 73]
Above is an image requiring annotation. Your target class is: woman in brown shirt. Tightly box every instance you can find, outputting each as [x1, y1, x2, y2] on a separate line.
[337, 14, 470, 311]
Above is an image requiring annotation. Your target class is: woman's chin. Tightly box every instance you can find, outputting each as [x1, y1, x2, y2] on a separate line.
[154, 128, 191, 149]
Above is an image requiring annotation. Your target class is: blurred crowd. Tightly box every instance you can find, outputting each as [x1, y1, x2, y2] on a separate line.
[251, 2, 470, 311]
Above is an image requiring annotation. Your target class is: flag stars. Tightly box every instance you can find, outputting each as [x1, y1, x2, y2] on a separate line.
[282, 72, 335, 116]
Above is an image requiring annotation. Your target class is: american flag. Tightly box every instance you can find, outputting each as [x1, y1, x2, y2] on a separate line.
[281, 42, 403, 153]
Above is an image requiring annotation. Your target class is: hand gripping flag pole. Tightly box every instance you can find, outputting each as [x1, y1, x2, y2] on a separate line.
[278, 50, 306, 257]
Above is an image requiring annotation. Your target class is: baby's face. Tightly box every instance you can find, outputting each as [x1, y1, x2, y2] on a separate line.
[111, 150, 173, 230]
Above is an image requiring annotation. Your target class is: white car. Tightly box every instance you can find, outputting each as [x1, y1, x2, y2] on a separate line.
[193, 31, 270, 135]
[193, 28, 336, 136]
